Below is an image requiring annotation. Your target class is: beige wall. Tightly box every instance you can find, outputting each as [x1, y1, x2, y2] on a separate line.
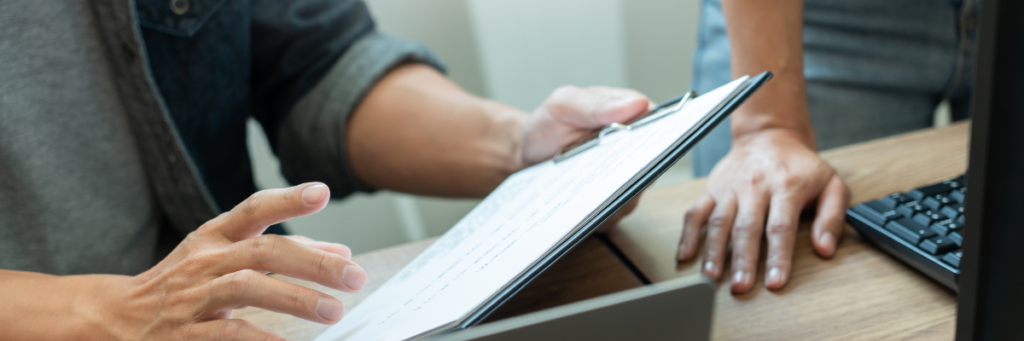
[247, 0, 704, 254]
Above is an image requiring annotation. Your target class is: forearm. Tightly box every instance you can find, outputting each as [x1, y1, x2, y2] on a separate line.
[348, 64, 528, 197]
[722, 0, 814, 146]
[0, 270, 122, 340]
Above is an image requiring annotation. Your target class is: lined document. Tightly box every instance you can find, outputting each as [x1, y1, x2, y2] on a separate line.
[315, 77, 749, 341]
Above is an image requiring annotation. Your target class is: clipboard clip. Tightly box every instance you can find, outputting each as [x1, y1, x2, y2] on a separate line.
[553, 91, 698, 163]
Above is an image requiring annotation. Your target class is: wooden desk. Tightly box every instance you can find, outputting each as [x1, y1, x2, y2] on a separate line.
[237, 236, 643, 340]
[608, 122, 970, 340]
[241, 123, 968, 340]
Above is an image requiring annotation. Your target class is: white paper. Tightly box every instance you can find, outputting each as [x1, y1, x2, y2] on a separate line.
[314, 77, 748, 341]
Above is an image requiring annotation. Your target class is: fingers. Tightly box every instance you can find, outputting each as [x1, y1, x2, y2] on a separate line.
[811, 175, 851, 258]
[286, 235, 353, 260]
[546, 86, 649, 128]
[208, 269, 346, 324]
[190, 319, 288, 341]
[678, 195, 715, 261]
[213, 183, 331, 241]
[729, 191, 770, 294]
[218, 234, 366, 293]
[700, 194, 737, 280]
[763, 193, 802, 290]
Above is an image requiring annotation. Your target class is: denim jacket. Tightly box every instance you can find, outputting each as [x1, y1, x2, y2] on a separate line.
[89, 0, 443, 236]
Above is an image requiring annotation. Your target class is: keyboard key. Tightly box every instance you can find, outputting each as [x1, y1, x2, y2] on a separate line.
[949, 189, 966, 204]
[941, 203, 963, 220]
[923, 194, 955, 211]
[886, 217, 937, 245]
[853, 201, 902, 226]
[930, 220, 957, 235]
[909, 183, 955, 200]
[897, 201, 926, 218]
[953, 174, 966, 186]
[944, 177, 965, 190]
[942, 250, 962, 268]
[948, 231, 963, 246]
[957, 215, 966, 226]
[913, 211, 944, 226]
[919, 236, 958, 255]
[880, 193, 913, 209]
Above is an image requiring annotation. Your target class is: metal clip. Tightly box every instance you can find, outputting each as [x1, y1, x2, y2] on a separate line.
[553, 91, 697, 162]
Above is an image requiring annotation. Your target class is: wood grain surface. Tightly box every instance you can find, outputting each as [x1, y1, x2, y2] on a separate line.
[607, 122, 970, 340]
[238, 236, 642, 340]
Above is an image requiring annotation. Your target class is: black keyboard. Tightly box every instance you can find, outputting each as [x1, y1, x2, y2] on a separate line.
[846, 174, 966, 291]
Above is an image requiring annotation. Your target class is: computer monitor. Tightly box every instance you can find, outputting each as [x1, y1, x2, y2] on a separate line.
[955, 0, 1024, 339]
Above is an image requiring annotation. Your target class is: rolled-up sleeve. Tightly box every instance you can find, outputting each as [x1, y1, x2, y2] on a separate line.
[274, 31, 446, 198]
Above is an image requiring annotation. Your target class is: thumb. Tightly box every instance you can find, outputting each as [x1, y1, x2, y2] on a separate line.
[545, 86, 650, 128]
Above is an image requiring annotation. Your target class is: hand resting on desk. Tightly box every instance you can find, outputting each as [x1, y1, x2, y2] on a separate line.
[677, 130, 849, 294]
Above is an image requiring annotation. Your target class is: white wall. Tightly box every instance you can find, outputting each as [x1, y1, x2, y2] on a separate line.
[247, 0, 704, 254]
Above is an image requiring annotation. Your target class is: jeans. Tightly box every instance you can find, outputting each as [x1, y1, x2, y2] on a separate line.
[690, 0, 979, 176]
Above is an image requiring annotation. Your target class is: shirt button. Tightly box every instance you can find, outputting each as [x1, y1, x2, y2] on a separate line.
[170, 0, 190, 15]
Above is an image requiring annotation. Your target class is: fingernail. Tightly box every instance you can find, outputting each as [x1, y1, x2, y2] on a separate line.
[767, 267, 785, 287]
[316, 297, 344, 321]
[820, 232, 836, 249]
[703, 261, 717, 277]
[302, 184, 328, 205]
[676, 246, 686, 261]
[733, 271, 751, 285]
[342, 265, 367, 291]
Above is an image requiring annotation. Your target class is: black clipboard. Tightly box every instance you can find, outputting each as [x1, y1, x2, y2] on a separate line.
[454, 71, 773, 330]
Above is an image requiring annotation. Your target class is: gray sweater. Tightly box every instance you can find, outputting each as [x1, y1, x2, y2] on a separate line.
[0, 0, 441, 275]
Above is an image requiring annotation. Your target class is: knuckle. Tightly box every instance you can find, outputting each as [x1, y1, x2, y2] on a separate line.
[179, 251, 216, 274]
[315, 251, 333, 279]
[227, 270, 261, 298]
[184, 230, 208, 245]
[780, 174, 802, 190]
[219, 319, 250, 340]
[746, 170, 765, 186]
[766, 219, 793, 235]
[289, 286, 311, 313]
[165, 288, 199, 309]
[241, 191, 267, 218]
[707, 215, 729, 229]
[251, 235, 284, 265]
[731, 221, 759, 240]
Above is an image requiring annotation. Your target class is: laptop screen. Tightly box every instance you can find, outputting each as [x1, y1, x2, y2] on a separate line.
[955, 0, 1024, 339]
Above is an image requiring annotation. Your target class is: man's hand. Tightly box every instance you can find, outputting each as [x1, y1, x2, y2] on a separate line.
[520, 86, 651, 165]
[348, 65, 652, 198]
[67, 183, 364, 340]
[521, 86, 650, 231]
[676, 129, 849, 294]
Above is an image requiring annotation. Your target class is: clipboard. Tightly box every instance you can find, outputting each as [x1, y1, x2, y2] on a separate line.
[315, 72, 772, 341]
[458, 71, 773, 328]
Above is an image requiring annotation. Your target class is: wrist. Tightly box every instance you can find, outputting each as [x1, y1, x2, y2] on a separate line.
[732, 127, 816, 151]
[68, 274, 138, 340]
[733, 125, 815, 149]
[485, 101, 527, 174]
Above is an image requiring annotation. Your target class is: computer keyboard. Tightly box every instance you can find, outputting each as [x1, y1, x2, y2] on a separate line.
[846, 174, 966, 291]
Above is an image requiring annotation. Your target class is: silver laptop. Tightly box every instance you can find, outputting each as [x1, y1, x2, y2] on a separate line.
[433, 275, 715, 341]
